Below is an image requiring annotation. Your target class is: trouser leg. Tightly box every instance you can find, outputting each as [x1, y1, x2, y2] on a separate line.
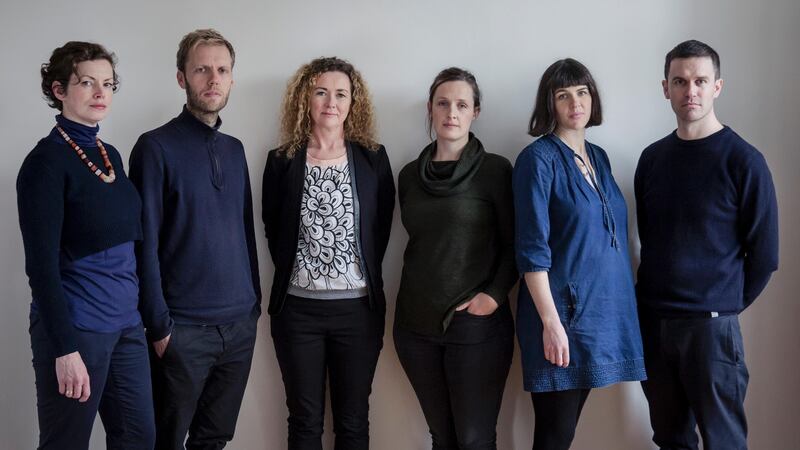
[98, 323, 156, 450]
[272, 297, 328, 450]
[30, 315, 114, 450]
[394, 327, 458, 450]
[151, 324, 218, 450]
[326, 297, 384, 450]
[640, 314, 699, 450]
[676, 315, 749, 450]
[530, 388, 590, 450]
[444, 306, 514, 450]
[185, 315, 258, 450]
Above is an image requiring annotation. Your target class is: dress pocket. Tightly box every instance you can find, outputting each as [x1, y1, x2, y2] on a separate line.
[566, 282, 581, 329]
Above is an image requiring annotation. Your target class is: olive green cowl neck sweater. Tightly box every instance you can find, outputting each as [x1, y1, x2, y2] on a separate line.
[395, 135, 517, 335]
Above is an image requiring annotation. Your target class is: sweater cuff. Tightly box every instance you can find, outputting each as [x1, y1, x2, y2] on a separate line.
[483, 285, 510, 306]
[145, 316, 174, 342]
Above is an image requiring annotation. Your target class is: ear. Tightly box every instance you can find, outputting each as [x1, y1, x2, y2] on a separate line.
[473, 107, 480, 120]
[177, 70, 186, 90]
[52, 81, 67, 101]
[713, 78, 723, 99]
[661, 79, 669, 99]
[427, 101, 432, 114]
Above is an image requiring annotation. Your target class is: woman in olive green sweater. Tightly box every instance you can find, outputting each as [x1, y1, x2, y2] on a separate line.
[394, 67, 517, 450]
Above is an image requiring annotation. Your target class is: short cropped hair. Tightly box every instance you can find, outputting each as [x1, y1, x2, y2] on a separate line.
[176, 29, 235, 73]
[40, 41, 118, 111]
[528, 58, 602, 137]
[426, 67, 481, 139]
[664, 39, 720, 80]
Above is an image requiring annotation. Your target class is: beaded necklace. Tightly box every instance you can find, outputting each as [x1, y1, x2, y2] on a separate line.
[56, 126, 116, 184]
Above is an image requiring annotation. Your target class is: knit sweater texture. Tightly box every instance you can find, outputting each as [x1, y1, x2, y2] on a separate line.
[395, 135, 517, 335]
[635, 126, 779, 314]
[129, 107, 261, 341]
[17, 116, 142, 356]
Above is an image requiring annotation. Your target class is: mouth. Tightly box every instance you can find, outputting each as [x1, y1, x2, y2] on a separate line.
[90, 104, 106, 110]
[568, 112, 584, 119]
[443, 123, 459, 128]
[203, 91, 223, 98]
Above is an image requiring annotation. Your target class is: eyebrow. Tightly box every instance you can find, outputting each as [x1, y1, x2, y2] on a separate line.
[76, 74, 114, 82]
[315, 87, 350, 93]
[435, 96, 470, 102]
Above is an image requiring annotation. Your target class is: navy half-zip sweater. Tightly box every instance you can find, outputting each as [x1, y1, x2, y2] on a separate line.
[129, 107, 261, 341]
[634, 126, 779, 315]
[17, 115, 142, 356]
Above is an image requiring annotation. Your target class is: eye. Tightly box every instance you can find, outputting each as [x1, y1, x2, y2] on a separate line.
[79, 80, 94, 88]
[218, 67, 229, 74]
[458, 103, 468, 109]
[437, 100, 448, 107]
[578, 89, 589, 96]
[195, 67, 206, 73]
[556, 93, 567, 100]
[103, 82, 115, 89]
[336, 92, 348, 99]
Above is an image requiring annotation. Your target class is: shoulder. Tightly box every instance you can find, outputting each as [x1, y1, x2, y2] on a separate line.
[481, 152, 513, 176]
[218, 131, 244, 151]
[719, 127, 770, 175]
[516, 136, 559, 164]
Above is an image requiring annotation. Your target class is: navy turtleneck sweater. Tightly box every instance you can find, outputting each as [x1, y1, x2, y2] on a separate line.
[17, 115, 143, 356]
[129, 107, 261, 342]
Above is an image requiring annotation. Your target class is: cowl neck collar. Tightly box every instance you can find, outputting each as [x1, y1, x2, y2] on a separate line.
[418, 133, 486, 196]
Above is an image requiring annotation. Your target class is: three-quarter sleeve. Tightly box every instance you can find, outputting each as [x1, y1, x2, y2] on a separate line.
[513, 145, 555, 274]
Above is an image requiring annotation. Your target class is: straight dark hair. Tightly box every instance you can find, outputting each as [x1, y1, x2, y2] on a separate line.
[427, 67, 481, 139]
[664, 39, 720, 80]
[528, 58, 602, 137]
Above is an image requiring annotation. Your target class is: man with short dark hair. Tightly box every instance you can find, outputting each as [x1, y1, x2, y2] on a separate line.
[635, 39, 779, 449]
[129, 29, 261, 449]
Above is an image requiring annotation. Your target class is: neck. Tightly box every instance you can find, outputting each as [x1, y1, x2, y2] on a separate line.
[433, 134, 470, 161]
[676, 112, 723, 140]
[61, 111, 98, 128]
[555, 127, 586, 155]
[187, 104, 219, 128]
[309, 126, 345, 153]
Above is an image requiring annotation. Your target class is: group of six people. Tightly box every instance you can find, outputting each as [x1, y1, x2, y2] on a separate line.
[17, 28, 778, 450]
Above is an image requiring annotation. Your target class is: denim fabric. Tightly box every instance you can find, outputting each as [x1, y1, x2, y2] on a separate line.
[513, 135, 645, 392]
[30, 315, 154, 450]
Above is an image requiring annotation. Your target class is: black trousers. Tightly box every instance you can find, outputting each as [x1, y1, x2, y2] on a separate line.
[394, 303, 514, 450]
[150, 313, 258, 450]
[271, 295, 384, 450]
[530, 388, 591, 450]
[639, 313, 749, 450]
[31, 317, 155, 450]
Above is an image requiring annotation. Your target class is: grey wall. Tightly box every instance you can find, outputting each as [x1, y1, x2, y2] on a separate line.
[2, 1, 798, 448]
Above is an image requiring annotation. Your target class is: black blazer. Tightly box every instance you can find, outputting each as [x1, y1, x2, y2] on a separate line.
[262, 142, 395, 314]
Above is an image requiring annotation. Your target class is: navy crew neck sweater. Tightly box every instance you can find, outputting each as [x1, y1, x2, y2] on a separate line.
[17, 120, 142, 356]
[634, 126, 779, 315]
[129, 107, 261, 341]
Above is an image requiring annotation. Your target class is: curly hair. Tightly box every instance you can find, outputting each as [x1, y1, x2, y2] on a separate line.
[278, 56, 378, 158]
[41, 41, 119, 111]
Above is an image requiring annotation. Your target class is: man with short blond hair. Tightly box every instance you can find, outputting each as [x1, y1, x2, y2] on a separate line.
[130, 29, 261, 449]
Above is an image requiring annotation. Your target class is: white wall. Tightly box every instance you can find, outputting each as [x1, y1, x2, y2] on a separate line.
[2, 1, 798, 448]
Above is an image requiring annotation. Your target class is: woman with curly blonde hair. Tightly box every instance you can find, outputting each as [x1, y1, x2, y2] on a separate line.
[262, 56, 395, 450]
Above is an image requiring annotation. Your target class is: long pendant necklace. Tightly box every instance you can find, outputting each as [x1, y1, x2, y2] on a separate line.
[56, 126, 116, 183]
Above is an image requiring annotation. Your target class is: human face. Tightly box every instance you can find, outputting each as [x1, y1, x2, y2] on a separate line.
[662, 56, 723, 125]
[429, 80, 479, 144]
[178, 44, 234, 116]
[553, 85, 591, 132]
[309, 71, 352, 132]
[53, 59, 115, 126]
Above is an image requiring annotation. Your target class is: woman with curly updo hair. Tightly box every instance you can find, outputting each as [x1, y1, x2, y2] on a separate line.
[262, 56, 395, 450]
[17, 41, 154, 449]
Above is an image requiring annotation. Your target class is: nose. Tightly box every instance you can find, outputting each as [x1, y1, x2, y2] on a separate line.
[93, 84, 105, 98]
[449, 103, 458, 118]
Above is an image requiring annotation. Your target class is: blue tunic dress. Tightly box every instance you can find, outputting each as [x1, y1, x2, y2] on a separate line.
[513, 134, 646, 392]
